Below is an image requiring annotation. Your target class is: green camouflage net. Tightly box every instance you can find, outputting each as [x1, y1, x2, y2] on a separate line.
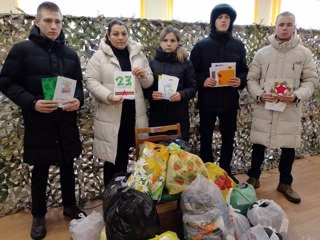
[0, 13, 319, 216]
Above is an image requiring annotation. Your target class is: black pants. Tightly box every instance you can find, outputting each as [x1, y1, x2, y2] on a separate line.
[248, 143, 295, 185]
[31, 162, 76, 217]
[199, 110, 237, 174]
[104, 100, 135, 186]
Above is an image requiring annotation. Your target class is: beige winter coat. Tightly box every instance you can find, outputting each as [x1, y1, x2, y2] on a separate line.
[247, 34, 318, 148]
[85, 39, 153, 163]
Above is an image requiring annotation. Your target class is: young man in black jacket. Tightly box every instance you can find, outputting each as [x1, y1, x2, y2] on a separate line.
[0, 2, 86, 239]
[190, 3, 248, 183]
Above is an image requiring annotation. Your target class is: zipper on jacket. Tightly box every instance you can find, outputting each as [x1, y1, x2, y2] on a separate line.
[262, 63, 270, 90]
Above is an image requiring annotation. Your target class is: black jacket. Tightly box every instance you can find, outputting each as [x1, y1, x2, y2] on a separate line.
[144, 47, 197, 140]
[190, 31, 248, 112]
[0, 25, 84, 165]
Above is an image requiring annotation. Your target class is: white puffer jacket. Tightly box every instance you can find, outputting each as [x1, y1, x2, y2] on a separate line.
[85, 39, 153, 163]
[247, 34, 319, 148]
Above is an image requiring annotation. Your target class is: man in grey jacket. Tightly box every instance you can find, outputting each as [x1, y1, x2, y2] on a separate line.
[246, 11, 318, 204]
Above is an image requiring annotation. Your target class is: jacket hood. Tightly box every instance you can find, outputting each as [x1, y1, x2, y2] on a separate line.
[268, 33, 300, 51]
[29, 25, 65, 49]
[210, 3, 237, 33]
[99, 38, 142, 56]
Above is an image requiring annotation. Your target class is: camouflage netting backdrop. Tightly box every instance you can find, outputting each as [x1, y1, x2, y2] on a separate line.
[0, 13, 319, 216]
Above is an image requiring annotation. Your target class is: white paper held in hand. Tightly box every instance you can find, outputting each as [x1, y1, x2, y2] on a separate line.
[209, 62, 236, 87]
[53, 76, 77, 108]
[158, 74, 179, 100]
[114, 71, 135, 100]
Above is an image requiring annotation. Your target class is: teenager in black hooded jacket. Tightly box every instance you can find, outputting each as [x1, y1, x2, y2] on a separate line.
[144, 26, 197, 141]
[0, 2, 86, 239]
[190, 4, 248, 182]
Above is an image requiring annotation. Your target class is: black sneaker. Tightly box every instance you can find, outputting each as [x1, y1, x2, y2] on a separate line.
[63, 206, 87, 219]
[30, 216, 46, 240]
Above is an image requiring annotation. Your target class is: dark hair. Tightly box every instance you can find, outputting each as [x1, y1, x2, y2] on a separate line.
[159, 25, 188, 63]
[36, 1, 62, 18]
[105, 19, 129, 44]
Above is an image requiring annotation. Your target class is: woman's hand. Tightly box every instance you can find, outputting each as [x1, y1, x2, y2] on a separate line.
[169, 92, 181, 102]
[108, 94, 124, 104]
[132, 68, 146, 79]
[152, 91, 163, 101]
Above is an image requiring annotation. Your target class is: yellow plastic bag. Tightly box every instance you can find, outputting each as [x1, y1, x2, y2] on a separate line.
[127, 141, 170, 201]
[205, 162, 236, 200]
[166, 147, 208, 195]
[99, 226, 106, 240]
[150, 230, 180, 240]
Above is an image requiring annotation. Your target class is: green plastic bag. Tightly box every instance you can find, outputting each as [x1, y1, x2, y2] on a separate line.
[230, 183, 257, 215]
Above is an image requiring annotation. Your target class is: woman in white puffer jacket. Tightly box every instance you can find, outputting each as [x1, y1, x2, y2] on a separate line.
[85, 19, 153, 186]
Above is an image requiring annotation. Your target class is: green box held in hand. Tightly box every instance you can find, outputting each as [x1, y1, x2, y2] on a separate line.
[41, 77, 57, 100]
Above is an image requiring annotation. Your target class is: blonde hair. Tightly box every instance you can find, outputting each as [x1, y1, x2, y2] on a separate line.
[159, 25, 188, 63]
[276, 11, 296, 26]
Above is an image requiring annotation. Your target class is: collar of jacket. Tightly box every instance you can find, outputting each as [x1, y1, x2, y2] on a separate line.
[154, 46, 178, 63]
[268, 34, 300, 51]
[28, 25, 65, 50]
[209, 30, 232, 42]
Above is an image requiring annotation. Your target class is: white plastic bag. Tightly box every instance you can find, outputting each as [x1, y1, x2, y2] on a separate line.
[247, 199, 288, 236]
[69, 210, 104, 240]
[240, 225, 283, 240]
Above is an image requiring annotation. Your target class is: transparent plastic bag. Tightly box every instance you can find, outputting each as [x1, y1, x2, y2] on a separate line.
[240, 225, 283, 240]
[181, 174, 234, 239]
[227, 190, 251, 239]
[230, 210, 251, 239]
[69, 210, 104, 240]
[247, 199, 288, 237]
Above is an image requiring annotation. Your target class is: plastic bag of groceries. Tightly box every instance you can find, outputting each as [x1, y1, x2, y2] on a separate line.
[247, 199, 288, 237]
[230, 183, 257, 215]
[104, 187, 160, 240]
[240, 225, 283, 240]
[70, 211, 104, 240]
[181, 174, 234, 239]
